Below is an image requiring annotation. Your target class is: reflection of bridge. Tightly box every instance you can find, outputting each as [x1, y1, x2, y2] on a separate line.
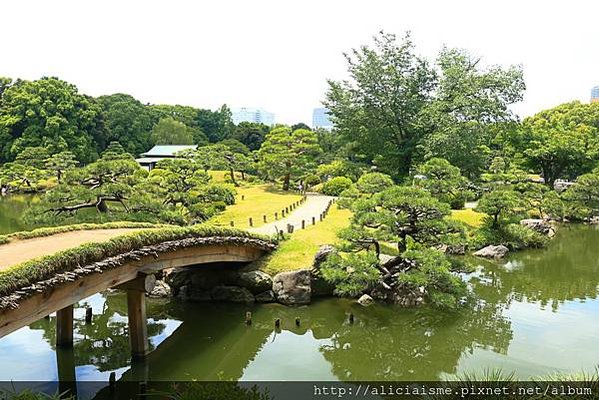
[0, 232, 275, 359]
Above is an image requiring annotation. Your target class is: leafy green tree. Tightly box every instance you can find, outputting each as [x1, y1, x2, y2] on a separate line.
[316, 160, 363, 182]
[196, 104, 234, 143]
[476, 189, 523, 228]
[513, 102, 599, 185]
[151, 117, 194, 145]
[423, 48, 524, 178]
[0, 162, 48, 192]
[14, 146, 51, 169]
[322, 176, 353, 196]
[149, 104, 208, 146]
[46, 150, 78, 183]
[355, 172, 394, 195]
[416, 158, 468, 208]
[257, 126, 321, 190]
[0, 77, 103, 163]
[325, 32, 524, 179]
[325, 32, 435, 177]
[563, 168, 599, 219]
[291, 122, 311, 131]
[98, 93, 154, 155]
[231, 122, 270, 151]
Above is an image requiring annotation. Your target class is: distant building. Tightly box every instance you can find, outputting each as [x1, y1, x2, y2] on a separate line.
[312, 108, 333, 130]
[136, 145, 197, 171]
[592, 86, 599, 103]
[232, 107, 275, 126]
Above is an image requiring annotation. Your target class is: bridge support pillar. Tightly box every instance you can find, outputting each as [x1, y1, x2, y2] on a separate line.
[56, 305, 73, 347]
[123, 274, 155, 359]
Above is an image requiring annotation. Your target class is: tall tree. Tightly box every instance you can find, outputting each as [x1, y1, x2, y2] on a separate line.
[325, 32, 436, 177]
[257, 127, 321, 190]
[231, 121, 270, 151]
[151, 117, 194, 145]
[512, 102, 599, 185]
[98, 94, 154, 155]
[0, 77, 103, 163]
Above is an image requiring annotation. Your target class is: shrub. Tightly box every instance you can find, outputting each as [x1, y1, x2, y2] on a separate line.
[322, 176, 354, 196]
[304, 174, 321, 188]
[471, 222, 547, 250]
[355, 172, 394, 194]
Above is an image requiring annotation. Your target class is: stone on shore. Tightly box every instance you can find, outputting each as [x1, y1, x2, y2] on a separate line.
[233, 270, 273, 294]
[520, 219, 556, 237]
[357, 294, 374, 306]
[473, 244, 509, 259]
[273, 269, 312, 305]
[311, 245, 336, 297]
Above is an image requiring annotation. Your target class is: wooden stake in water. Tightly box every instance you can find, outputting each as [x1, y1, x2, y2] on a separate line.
[245, 312, 252, 325]
[85, 307, 92, 324]
[349, 313, 355, 324]
[274, 318, 281, 328]
[295, 317, 301, 326]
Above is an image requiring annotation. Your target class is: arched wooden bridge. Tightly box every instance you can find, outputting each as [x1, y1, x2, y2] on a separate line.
[0, 229, 276, 359]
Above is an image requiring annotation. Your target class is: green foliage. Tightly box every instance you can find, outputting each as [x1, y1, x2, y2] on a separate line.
[0, 77, 103, 163]
[416, 158, 468, 208]
[355, 172, 394, 195]
[325, 32, 524, 179]
[476, 189, 523, 228]
[400, 247, 468, 309]
[151, 117, 194, 145]
[513, 101, 599, 185]
[321, 176, 353, 196]
[320, 251, 381, 297]
[98, 93, 154, 155]
[316, 160, 363, 182]
[0, 225, 271, 298]
[231, 121, 270, 151]
[257, 126, 321, 190]
[472, 222, 548, 250]
[563, 168, 599, 219]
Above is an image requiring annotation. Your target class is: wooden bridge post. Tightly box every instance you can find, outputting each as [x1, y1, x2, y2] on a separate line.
[121, 274, 156, 359]
[127, 290, 148, 359]
[56, 305, 74, 347]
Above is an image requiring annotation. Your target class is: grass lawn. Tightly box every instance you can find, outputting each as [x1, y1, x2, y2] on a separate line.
[209, 170, 246, 183]
[257, 204, 352, 275]
[450, 209, 486, 228]
[211, 184, 303, 229]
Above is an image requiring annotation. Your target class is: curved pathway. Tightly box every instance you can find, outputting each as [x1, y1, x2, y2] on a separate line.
[0, 228, 145, 271]
[248, 193, 335, 236]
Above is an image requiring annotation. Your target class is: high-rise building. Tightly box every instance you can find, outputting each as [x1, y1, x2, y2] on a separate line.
[312, 107, 333, 130]
[232, 107, 275, 126]
[592, 86, 599, 103]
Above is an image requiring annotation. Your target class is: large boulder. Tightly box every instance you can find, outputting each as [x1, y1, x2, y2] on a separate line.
[210, 286, 255, 303]
[177, 286, 212, 302]
[273, 269, 312, 305]
[520, 219, 556, 237]
[232, 270, 273, 294]
[473, 245, 509, 259]
[311, 245, 336, 297]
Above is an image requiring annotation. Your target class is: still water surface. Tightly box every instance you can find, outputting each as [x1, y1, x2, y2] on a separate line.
[0, 225, 597, 382]
[0, 195, 598, 382]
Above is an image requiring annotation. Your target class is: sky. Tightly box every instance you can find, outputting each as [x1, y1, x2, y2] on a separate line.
[1, 0, 598, 124]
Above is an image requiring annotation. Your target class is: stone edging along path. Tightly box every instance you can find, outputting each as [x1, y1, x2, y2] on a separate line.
[247, 193, 337, 237]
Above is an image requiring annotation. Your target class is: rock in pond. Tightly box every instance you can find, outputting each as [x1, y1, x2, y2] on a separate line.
[520, 219, 556, 237]
[473, 245, 509, 259]
[210, 286, 255, 303]
[357, 294, 374, 306]
[234, 270, 273, 294]
[273, 269, 312, 305]
[311, 245, 337, 297]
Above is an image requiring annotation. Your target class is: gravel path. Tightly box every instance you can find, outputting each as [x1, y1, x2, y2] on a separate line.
[0, 228, 144, 271]
[248, 193, 336, 236]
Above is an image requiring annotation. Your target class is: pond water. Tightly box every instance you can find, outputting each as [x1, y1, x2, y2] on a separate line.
[0, 194, 36, 234]
[1, 224, 598, 384]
